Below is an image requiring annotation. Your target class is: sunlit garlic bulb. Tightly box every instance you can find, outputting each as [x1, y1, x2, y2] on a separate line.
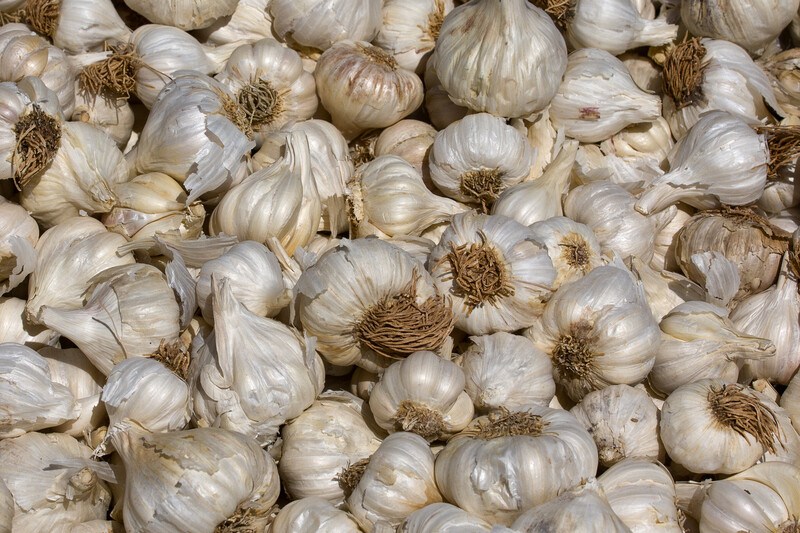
[528, 216, 604, 289]
[22, 0, 131, 53]
[374, 0, 453, 74]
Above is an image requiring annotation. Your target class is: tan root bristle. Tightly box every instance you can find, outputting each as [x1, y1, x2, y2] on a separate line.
[215, 502, 276, 533]
[25, 0, 59, 38]
[559, 232, 591, 272]
[528, 0, 574, 30]
[464, 409, 548, 439]
[146, 339, 190, 381]
[421, 0, 446, 44]
[237, 79, 285, 131]
[0, 8, 26, 25]
[337, 458, 370, 495]
[552, 320, 599, 381]
[780, 518, 800, 533]
[756, 125, 800, 179]
[708, 383, 784, 454]
[356, 270, 454, 360]
[394, 400, 446, 441]
[663, 37, 707, 109]
[349, 130, 380, 168]
[79, 43, 141, 100]
[359, 43, 398, 70]
[459, 168, 504, 212]
[218, 90, 253, 139]
[12, 104, 61, 190]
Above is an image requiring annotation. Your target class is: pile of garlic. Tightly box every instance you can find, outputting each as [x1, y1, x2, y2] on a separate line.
[2, 0, 800, 530]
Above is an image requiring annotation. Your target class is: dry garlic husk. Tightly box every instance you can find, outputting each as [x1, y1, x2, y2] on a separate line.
[431, 0, 566, 118]
[760, 49, 800, 118]
[209, 131, 321, 255]
[131, 71, 254, 203]
[428, 212, 556, 335]
[651, 203, 693, 272]
[190, 277, 324, 446]
[38, 263, 181, 376]
[71, 521, 123, 533]
[195, 241, 289, 324]
[635, 111, 769, 214]
[345, 432, 441, 531]
[214, 38, 317, 146]
[570, 384, 661, 467]
[0, 481, 10, 533]
[675, 206, 790, 299]
[373, 0, 453, 74]
[528, 216, 604, 289]
[293, 238, 454, 373]
[192, 0, 274, 47]
[784, 372, 800, 431]
[23, 0, 131, 54]
[270, 0, 382, 53]
[26, 216, 134, 322]
[680, 0, 800, 54]
[525, 262, 660, 402]
[518, 107, 561, 181]
[0, 432, 113, 532]
[428, 113, 536, 209]
[368, 351, 473, 441]
[279, 391, 382, 506]
[423, 62, 469, 130]
[660, 379, 786, 474]
[492, 141, 577, 226]
[510, 478, 629, 533]
[597, 458, 682, 533]
[374, 119, 436, 178]
[435, 406, 598, 525]
[0, 197, 37, 296]
[398, 503, 493, 533]
[461, 332, 555, 412]
[268, 497, 361, 533]
[0, 342, 77, 438]
[730, 254, 800, 384]
[349, 155, 467, 238]
[0, 297, 58, 348]
[314, 40, 423, 140]
[572, 143, 664, 193]
[110, 423, 280, 533]
[661, 38, 782, 140]
[559, 0, 677, 55]
[628, 256, 703, 323]
[693, 461, 800, 532]
[122, 0, 237, 30]
[651, 301, 776, 395]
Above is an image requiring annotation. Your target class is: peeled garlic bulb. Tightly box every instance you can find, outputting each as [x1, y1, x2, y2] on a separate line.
[23, 0, 131, 54]
[123, 0, 237, 30]
[398, 503, 493, 533]
[528, 216, 604, 289]
[0, 297, 58, 348]
[268, 497, 360, 533]
[0, 197, 37, 296]
[431, 0, 567, 118]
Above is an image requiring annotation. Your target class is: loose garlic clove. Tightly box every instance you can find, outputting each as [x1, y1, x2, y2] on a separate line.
[23, 0, 131, 54]
[374, 0, 453, 74]
[268, 497, 361, 533]
[398, 503, 493, 533]
[0, 196, 37, 296]
[0, 297, 58, 348]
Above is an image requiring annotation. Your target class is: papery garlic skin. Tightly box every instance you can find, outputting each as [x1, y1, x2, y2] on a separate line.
[28, 0, 131, 54]
[423, 62, 469, 130]
[374, 0, 453, 74]
[651, 203, 693, 272]
[0, 197, 37, 296]
[431, 0, 567, 118]
[783, 372, 800, 432]
[374, 119, 436, 178]
[0, 298, 58, 349]
[268, 497, 361, 533]
[193, 0, 274, 46]
[72, 83, 135, 148]
[41, 347, 105, 438]
[398, 503, 493, 533]
[628, 256, 703, 323]
[123, 0, 238, 30]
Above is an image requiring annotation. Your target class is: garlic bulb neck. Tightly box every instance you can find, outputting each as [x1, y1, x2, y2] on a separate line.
[464, 410, 548, 439]
[436, 236, 514, 311]
[663, 38, 707, 110]
[25, 0, 59, 38]
[460, 169, 504, 212]
[709, 383, 782, 455]
[757, 124, 800, 180]
[79, 43, 140, 100]
[393, 400, 446, 441]
[13, 104, 62, 189]
[337, 457, 370, 496]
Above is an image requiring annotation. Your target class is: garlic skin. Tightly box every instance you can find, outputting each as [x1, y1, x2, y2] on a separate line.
[72, 83, 134, 149]
[600, 117, 674, 169]
[346, 432, 442, 532]
[41, 347, 105, 438]
[680, 0, 800, 54]
[565, 0, 678, 55]
[435, 406, 598, 525]
[423, 62, 469, 130]
[270, 0, 382, 53]
[428, 113, 535, 209]
[651, 203, 693, 272]
[760, 49, 800, 119]
[193, 0, 274, 46]
[398, 503, 493, 533]
[25, 0, 131, 54]
[123, 0, 238, 30]
[374, 0, 452, 74]
[110, 424, 280, 533]
[528, 216, 605, 289]
[374, 119, 436, 179]
[550, 48, 662, 144]
[461, 332, 556, 413]
[431, 0, 567, 118]
[268, 497, 361, 533]
[635, 111, 769, 215]
[314, 40, 423, 140]
[628, 256, 703, 323]
[0, 298, 58, 349]
[368, 351, 474, 442]
[570, 384, 662, 467]
[0, 197, 37, 296]
[783, 371, 800, 431]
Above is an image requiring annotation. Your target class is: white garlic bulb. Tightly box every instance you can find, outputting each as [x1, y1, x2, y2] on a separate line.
[71, 83, 135, 149]
[314, 40, 423, 140]
[193, 0, 273, 47]
[0, 196, 37, 296]
[398, 503, 493, 533]
[423, 62, 469, 130]
[369, 351, 473, 441]
[460, 332, 556, 412]
[373, 119, 436, 178]
[431, 0, 567, 118]
[783, 371, 800, 432]
[123, 0, 237, 30]
[550, 48, 662, 144]
[268, 497, 361, 533]
[635, 111, 769, 214]
[428, 113, 535, 209]
[374, 0, 453, 74]
[0, 297, 58, 349]
[23, 0, 131, 54]
[435, 406, 598, 525]
[528, 216, 604, 289]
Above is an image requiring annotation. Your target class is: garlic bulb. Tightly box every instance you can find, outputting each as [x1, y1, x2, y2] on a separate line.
[528, 216, 604, 289]
[314, 40, 423, 140]
[760, 49, 800, 118]
[600, 117, 674, 169]
[423, 62, 469, 130]
[550, 48, 661, 144]
[428, 113, 535, 209]
[349, 155, 467, 238]
[0, 432, 113, 532]
[23, 0, 131, 54]
[651, 203, 693, 272]
[270, 0, 382, 53]
[570, 384, 662, 467]
[398, 503, 493, 533]
[368, 351, 473, 441]
[193, 0, 273, 47]
[38, 263, 181, 376]
[375, 0, 452, 74]
[431, 0, 566, 118]
[279, 391, 382, 506]
[757, 122, 800, 214]
[71, 83, 134, 149]
[374, 119, 436, 178]
[660, 379, 786, 474]
[661, 38, 782, 140]
[26, 216, 135, 322]
[293, 238, 454, 373]
[268, 497, 361, 533]
[0, 297, 58, 348]
[123, 0, 237, 30]
[435, 406, 597, 525]
[346, 432, 442, 531]
[110, 424, 280, 533]
[680, 0, 800, 54]
[525, 262, 660, 402]
[0, 343, 77, 438]
[635, 111, 769, 214]
[0, 196, 37, 296]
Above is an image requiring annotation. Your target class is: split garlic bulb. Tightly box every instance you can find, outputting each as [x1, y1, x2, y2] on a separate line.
[398, 503, 493, 533]
[374, 0, 453, 74]
[0, 297, 58, 348]
[524, 262, 660, 402]
[110, 424, 280, 533]
[528, 216, 604, 289]
[600, 117, 674, 169]
[635, 111, 769, 214]
[268, 497, 361, 533]
[314, 40, 423, 140]
[23, 0, 131, 54]
[461, 332, 555, 413]
[431, 0, 567, 118]
[368, 351, 473, 442]
[428, 113, 535, 209]
[0, 197, 37, 296]
[122, 0, 237, 30]
[435, 406, 597, 525]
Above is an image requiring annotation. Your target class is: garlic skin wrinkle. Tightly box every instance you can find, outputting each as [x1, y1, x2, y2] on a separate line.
[41, 347, 105, 438]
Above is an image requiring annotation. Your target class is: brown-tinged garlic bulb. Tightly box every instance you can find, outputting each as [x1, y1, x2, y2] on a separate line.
[374, 119, 436, 178]
[755, 121, 800, 214]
